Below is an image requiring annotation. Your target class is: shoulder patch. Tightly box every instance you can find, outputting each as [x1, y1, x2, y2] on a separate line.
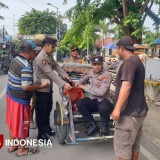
[103, 76, 108, 80]
[41, 60, 47, 65]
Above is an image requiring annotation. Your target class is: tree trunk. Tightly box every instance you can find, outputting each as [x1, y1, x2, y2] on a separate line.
[133, 36, 142, 44]
[122, 26, 142, 44]
[122, 0, 130, 36]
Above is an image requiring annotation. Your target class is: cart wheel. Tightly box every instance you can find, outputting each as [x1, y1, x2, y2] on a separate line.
[54, 109, 67, 144]
[56, 124, 67, 144]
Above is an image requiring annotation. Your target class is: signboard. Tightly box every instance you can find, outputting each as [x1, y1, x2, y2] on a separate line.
[145, 58, 160, 80]
[21, 34, 56, 40]
[145, 58, 160, 101]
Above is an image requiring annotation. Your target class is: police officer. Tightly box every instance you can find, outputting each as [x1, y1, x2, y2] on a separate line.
[64, 45, 86, 63]
[76, 56, 113, 136]
[35, 37, 72, 141]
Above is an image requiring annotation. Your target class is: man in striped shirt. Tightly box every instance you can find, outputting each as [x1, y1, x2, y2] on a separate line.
[6, 40, 49, 157]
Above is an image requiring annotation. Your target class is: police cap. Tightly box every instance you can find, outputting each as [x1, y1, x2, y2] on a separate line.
[70, 45, 79, 52]
[91, 56, 103, 64]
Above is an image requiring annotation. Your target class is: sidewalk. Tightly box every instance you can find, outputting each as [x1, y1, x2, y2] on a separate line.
[143, 99, 160, 147]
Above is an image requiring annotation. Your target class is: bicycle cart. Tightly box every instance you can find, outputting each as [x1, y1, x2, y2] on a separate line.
[54, 63, 115, 144]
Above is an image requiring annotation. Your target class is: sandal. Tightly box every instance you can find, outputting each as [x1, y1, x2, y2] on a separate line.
[8, 147, 18, 153]
[16, 148, 40, 157]
[30, 123, 37, 129]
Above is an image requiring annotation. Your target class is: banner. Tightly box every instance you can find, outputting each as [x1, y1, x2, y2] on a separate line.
[20, 34, 56, 41]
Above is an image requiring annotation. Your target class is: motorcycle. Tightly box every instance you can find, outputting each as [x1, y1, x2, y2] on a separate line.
[1, 54, 10, 74]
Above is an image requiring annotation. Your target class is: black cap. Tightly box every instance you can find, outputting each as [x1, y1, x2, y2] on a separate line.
[42, 37, 57, 46]
[21, 40, 41, 51]
[70, 45, 79, 51]
[91, 56, 103, 64]
[116, 36, 135, 50]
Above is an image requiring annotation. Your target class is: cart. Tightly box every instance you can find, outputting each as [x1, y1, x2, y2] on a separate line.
[54, 63, 115, 144]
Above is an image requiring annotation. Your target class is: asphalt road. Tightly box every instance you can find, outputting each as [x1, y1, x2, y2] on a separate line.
[0, 73, 159, 160]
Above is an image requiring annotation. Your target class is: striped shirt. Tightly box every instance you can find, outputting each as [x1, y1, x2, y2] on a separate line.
[7, 55, 33, 104]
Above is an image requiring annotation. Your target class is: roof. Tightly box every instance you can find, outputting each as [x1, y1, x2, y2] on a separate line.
[154, 38, 160, 45]
[134, 44, 148, 49]
[104, 42, 116, 49]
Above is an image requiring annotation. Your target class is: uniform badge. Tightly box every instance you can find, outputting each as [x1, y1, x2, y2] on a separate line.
[95, 58, 98, 61]
[103, 76, 108, 83]
[41, 60, 46, 65]
[103, 76, 108, 80]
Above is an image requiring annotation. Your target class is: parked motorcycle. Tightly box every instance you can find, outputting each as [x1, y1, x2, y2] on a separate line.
[1, 54, 10, 74]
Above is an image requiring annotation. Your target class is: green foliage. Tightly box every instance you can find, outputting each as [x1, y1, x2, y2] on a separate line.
[63, 0, 160, 44]
[0, 2, 8, 19]
[11, 39, 22, 51]
[18, 9, 67, 37]
[62, 1, 103, 50]
[59, 22, 67, 40]
[58, 45, 70, 55]
[18, 9, 56, 34]
[142, 31, 160, 47]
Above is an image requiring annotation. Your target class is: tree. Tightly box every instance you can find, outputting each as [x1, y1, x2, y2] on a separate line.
[18, 9, 67, 38]
[142, 30, 159, 47]
[63, 0, 160, 43]
[61, 2, 103, 51]
[0, 2, 8, 19]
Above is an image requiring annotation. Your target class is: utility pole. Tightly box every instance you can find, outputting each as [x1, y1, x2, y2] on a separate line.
[87, 37, 89, 56]
[47, 3, 59, 42]
[13, 14, 15, 35]
[58, 12, 61, 41]
[2, 25, 5, 43]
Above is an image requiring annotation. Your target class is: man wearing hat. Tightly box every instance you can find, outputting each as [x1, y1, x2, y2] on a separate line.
[111, 36, 148, 160]
[6, 40, 49, 156]
[64, 45, 85, 63]
[76, 56, 113, 136]
[35, 37, 72, 141]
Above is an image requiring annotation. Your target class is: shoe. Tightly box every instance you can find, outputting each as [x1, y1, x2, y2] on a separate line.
[100, 124, 110, 136]
[83, 121, 99, 136]
[30, 122, 36, 129]
[8, 147, 18, 153]
[45, 126, 55, 136]
[16, 147, 39, 157]
[46, 130, 55, 136]
[37, 134, 52, 144]
[37, 134, 49, 141]
[86, 122, 92, 128]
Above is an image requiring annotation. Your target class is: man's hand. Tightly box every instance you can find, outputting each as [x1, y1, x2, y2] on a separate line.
[78, 84, 86, 90]
[41, 81, 49, 88]
[66, 76, 72, 82]
[64, 83, 72, 90]
[111, 108, 121, 121]
[67, 76, 76, 86]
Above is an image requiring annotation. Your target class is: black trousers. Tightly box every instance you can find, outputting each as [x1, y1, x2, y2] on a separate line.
[35, 91, 53, 134]
[76, 98, 113, 125]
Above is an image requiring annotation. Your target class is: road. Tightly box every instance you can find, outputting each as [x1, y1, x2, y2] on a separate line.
[0, 73, 159, 160]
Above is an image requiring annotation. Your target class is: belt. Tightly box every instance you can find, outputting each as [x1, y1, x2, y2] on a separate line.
[50, 85, 53, 92]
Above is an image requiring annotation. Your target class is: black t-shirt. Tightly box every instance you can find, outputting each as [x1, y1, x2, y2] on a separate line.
[115, 56, 148, 116]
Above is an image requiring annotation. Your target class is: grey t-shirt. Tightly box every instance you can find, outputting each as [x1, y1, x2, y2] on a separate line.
[115, 56, 148, 116]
